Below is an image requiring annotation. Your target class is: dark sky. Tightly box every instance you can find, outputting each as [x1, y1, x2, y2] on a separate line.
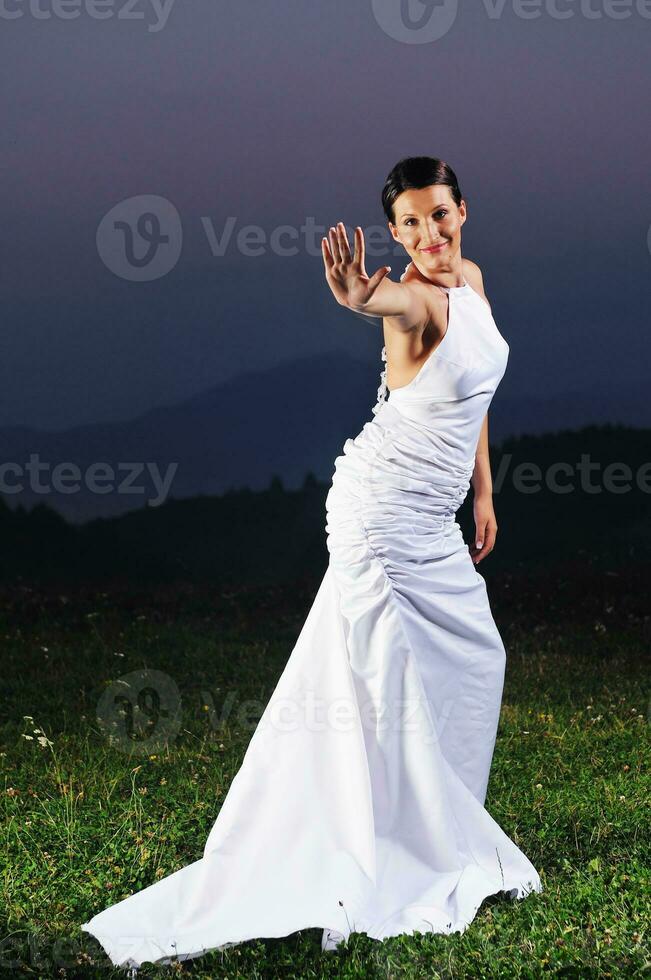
[3, 0, 650, 431]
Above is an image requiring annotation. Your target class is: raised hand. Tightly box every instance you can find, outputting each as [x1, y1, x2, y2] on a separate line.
[322, 222, 392, 311]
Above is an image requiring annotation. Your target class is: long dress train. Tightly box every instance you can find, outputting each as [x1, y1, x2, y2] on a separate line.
[81, 264, 542, 972]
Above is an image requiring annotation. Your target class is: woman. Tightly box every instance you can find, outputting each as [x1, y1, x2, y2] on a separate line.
[81, 156, 542, 973]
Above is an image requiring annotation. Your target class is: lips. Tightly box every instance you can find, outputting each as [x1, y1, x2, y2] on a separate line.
[421, 242, 448, 253]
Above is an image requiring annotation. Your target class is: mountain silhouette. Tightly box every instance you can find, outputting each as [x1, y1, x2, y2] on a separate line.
[1, 352, 647, 523]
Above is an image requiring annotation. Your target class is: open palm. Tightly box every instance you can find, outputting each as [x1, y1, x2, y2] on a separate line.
[322, 221, 391, 310]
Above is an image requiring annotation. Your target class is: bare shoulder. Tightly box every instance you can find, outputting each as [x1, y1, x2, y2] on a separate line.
[383, 267, 438, 335]
[462, 258, 491, 309]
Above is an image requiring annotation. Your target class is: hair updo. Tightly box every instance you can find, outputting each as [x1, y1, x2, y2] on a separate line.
[381, 156, 464, 224]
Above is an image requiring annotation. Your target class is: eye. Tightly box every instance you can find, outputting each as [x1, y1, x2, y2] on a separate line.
[404, 210, 447, 225]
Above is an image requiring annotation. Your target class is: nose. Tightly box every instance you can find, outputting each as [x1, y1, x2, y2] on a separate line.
[421, 217, 443, 245]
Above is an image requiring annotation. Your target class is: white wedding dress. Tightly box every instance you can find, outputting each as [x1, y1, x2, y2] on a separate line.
[81, 263, 542, 972]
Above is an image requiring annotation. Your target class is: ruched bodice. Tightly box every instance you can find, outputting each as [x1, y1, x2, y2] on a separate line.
[326, 269, 511, 553]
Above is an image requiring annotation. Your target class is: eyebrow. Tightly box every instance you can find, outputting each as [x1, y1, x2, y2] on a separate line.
[399, 205, 449, 218]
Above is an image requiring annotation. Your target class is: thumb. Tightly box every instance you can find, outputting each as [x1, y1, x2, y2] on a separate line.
[367, 266, 391, 293]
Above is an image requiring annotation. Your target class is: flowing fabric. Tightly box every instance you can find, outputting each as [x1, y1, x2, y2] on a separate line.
[81, 268, 542, 973]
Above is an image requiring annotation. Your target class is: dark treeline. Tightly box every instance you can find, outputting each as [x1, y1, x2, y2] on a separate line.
[1, 424, 649, 588]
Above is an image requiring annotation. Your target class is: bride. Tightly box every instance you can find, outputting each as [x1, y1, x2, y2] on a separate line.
[81, 155, 542, 973]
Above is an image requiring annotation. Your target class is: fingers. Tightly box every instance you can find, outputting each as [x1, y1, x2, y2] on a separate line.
[328, 226, 343, 264]
[325, 222, 357, 267]
[475, 520, 488, 551]
[471, 524, 497, 564]
[322, 222, 386, 301]
[355, 226, 367, 278]
[337, 222, 353, 263]
[321, 235, 334, 271]
[328, 222, 352, 265]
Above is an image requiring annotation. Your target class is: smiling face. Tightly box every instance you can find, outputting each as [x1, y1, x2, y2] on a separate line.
[388, 184, 467, 275]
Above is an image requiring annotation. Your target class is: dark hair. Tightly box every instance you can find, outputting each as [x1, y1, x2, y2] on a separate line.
[381, 156, 463, 224]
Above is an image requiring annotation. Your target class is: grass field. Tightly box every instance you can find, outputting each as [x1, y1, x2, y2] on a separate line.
[1, 556, 649, 978]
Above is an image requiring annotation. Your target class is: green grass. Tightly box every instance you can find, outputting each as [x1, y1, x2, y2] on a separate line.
[0, 561, 649, 978]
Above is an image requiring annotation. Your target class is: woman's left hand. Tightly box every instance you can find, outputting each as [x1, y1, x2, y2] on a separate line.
[469, 496, 497, 564]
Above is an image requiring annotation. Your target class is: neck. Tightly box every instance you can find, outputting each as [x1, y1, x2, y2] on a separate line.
[409, 257, 465, 289]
